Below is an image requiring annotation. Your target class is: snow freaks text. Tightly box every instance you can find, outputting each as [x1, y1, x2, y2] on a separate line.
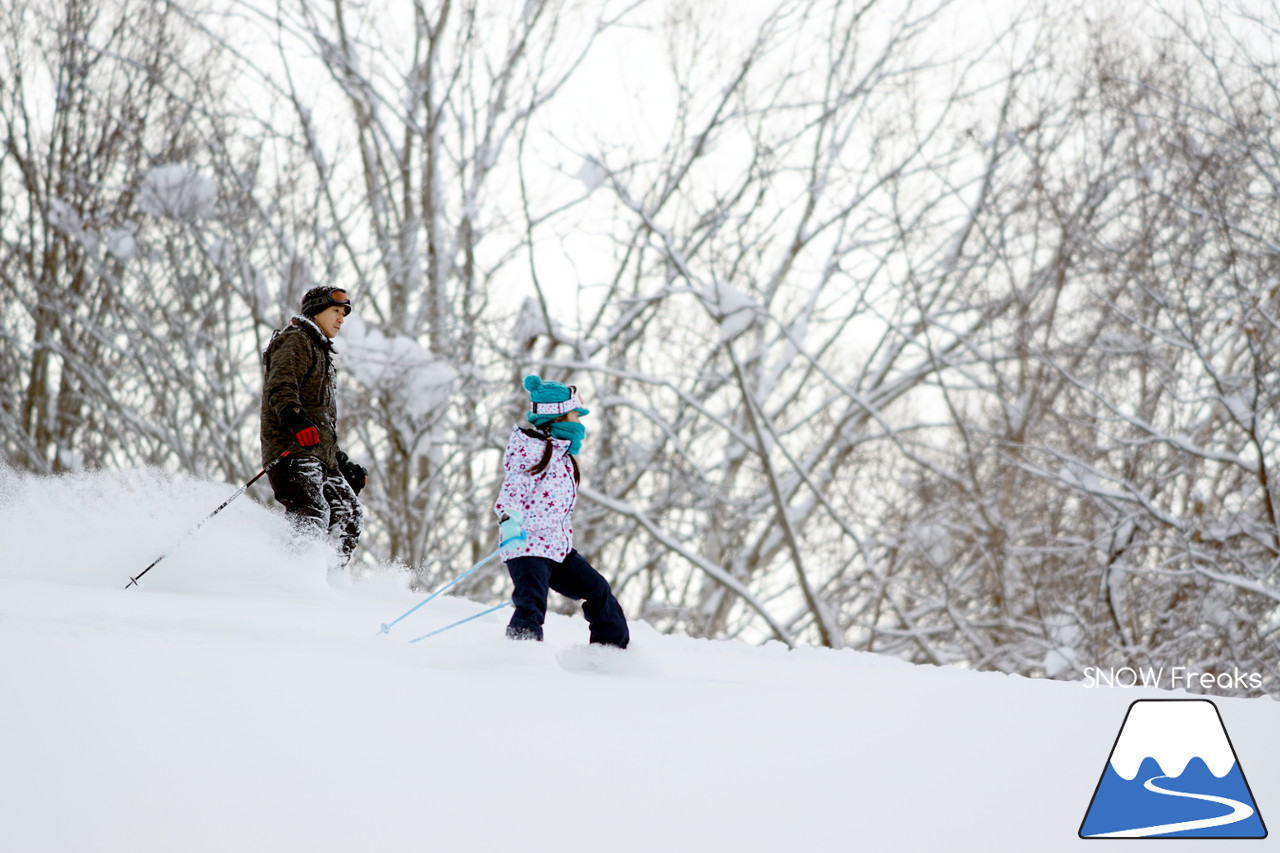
[1082, 667, 1264, 691]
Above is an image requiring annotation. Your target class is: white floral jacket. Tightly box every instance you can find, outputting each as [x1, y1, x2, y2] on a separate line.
[494, 425, 577, 561]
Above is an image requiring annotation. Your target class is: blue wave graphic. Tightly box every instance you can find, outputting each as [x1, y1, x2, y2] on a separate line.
[1081, 756, 1266, 838]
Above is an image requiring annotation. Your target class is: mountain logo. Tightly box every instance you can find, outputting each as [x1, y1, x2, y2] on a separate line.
[1080, 699, 1267, 839]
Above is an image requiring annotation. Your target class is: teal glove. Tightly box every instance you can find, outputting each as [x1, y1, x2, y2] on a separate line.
[499, 509, 527, 552]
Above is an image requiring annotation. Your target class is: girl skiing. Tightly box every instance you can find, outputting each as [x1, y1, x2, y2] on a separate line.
[494, 375, 629, 648]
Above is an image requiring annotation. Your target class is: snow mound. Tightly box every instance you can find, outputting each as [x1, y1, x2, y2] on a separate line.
[2, 466, 1277, 853]
[0, 464, 330, 598]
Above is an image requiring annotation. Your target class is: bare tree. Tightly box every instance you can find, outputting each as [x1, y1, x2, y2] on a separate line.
[507, 0, 1034, 648]
[2, 0, 242, 476]
[863, 1, 1280, 692]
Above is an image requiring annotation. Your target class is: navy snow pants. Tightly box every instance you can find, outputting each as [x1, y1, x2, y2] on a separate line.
[505, 551, 629, 648]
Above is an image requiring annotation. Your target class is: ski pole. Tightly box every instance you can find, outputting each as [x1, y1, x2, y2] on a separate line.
[124, 449, 292, 589]
[377, 530, 526, 635]
[408, 601, 513, 643]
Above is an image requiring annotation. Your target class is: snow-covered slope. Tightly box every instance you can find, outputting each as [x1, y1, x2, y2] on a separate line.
[1, 466, 1276, 852]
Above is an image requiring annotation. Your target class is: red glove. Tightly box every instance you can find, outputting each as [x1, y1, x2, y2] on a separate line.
[282, 407, 320, 447]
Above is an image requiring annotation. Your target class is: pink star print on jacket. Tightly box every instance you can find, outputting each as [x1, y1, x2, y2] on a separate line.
[494, 425, 577, 561]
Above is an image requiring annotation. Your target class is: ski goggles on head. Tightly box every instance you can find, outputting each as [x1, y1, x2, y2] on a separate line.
[528, 385, 586, 417]
[315, 288, 352, 316]
[302, 286, 353, 317]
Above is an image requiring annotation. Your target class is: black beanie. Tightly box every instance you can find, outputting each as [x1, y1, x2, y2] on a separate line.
[300, 286, 352, 317]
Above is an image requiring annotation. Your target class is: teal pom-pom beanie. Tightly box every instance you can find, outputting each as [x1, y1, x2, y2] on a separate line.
[524, 374, 571, 404]
[524, 374, 589, 426]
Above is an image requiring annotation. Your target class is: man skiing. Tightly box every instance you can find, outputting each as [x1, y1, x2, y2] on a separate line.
[260, 285, 366, 567]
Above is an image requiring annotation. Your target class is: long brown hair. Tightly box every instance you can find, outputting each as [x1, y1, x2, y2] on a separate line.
[526, 425, 581, 484]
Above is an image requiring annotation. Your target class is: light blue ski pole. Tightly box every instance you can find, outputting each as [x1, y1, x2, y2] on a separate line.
[408, 601, 513, 643]
[377, 531, 525, 635]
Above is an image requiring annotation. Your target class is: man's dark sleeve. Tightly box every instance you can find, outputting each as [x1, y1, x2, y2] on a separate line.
[263, 332, 311, 424]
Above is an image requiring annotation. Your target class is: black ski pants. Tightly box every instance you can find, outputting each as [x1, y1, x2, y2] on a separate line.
[268, 455, 363, 566]
[505, 551, 629, 648]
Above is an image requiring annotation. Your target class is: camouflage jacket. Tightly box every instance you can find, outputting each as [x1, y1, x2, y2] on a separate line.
[260, 316, 341, 469]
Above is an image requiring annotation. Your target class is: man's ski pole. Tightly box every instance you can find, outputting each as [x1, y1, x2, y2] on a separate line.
[376, 529, 525, 636]
[124, 450, 291, 589]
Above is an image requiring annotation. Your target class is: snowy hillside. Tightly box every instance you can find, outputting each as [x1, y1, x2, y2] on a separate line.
[2, 467, 1276, 852]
